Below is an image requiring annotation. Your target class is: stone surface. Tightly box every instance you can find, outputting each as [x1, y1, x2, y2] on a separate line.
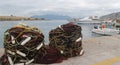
[1, 35, 120, 65]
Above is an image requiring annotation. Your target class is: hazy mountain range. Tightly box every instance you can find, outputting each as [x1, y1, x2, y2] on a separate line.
[32, 12, 120, 20]
[31, 14, 71, 20]
[100, 12, 120, 20]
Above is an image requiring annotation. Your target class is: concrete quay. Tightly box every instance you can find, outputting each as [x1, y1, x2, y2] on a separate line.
[0, 35, 120, 65]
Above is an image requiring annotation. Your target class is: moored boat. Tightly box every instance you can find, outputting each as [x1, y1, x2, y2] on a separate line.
[92, 24, 120, 36]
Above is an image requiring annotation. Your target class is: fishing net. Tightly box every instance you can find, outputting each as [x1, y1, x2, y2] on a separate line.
[2, 24, 45, 65]
[49, 23, 83, 57]
[34, 46, 67, 64]
[0, 23, 84, 65]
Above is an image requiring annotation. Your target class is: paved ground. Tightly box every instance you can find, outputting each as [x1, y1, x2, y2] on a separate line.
[0, 35, 120, 65]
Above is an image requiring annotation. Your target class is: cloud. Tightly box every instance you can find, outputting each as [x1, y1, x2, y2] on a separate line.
[0, 0, 120, 17]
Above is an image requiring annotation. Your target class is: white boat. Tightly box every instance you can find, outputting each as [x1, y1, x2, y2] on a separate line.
[102, 19, 120, 26]
[115, 22, 120, 27]
[68, 16, 100, 23]
[112, 19, 120, 28]
[92, 25, 120, 36]
[102, 21, 114, 25]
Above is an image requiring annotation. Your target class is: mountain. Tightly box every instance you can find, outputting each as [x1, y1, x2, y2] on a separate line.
[31, 14, 71, 20]
[100, 12, 120, 20]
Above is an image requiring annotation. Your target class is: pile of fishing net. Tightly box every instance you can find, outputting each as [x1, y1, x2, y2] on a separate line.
[0, 24, 45, 65]
[49, 23, 83, 57]
[0, 23, 84, 65]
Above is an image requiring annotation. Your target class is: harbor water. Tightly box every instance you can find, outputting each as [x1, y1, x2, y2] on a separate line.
[0, 20, 101, 47]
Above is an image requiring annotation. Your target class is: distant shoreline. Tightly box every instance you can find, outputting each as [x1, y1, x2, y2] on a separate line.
[0, 16, 46, 21]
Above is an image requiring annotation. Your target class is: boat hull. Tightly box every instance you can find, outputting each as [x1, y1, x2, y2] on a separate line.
[92, 28, 120, 36]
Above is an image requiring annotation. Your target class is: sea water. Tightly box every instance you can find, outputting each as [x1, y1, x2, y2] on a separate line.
[0, 20, 101, 47]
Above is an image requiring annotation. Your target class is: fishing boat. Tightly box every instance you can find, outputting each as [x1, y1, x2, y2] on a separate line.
[111, 19, 120, 28]
[103, 19, 120, 27]
[92, 24, 120, 36]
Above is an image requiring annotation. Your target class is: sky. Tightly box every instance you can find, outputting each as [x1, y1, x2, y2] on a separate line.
[0, 0, 120, 17]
